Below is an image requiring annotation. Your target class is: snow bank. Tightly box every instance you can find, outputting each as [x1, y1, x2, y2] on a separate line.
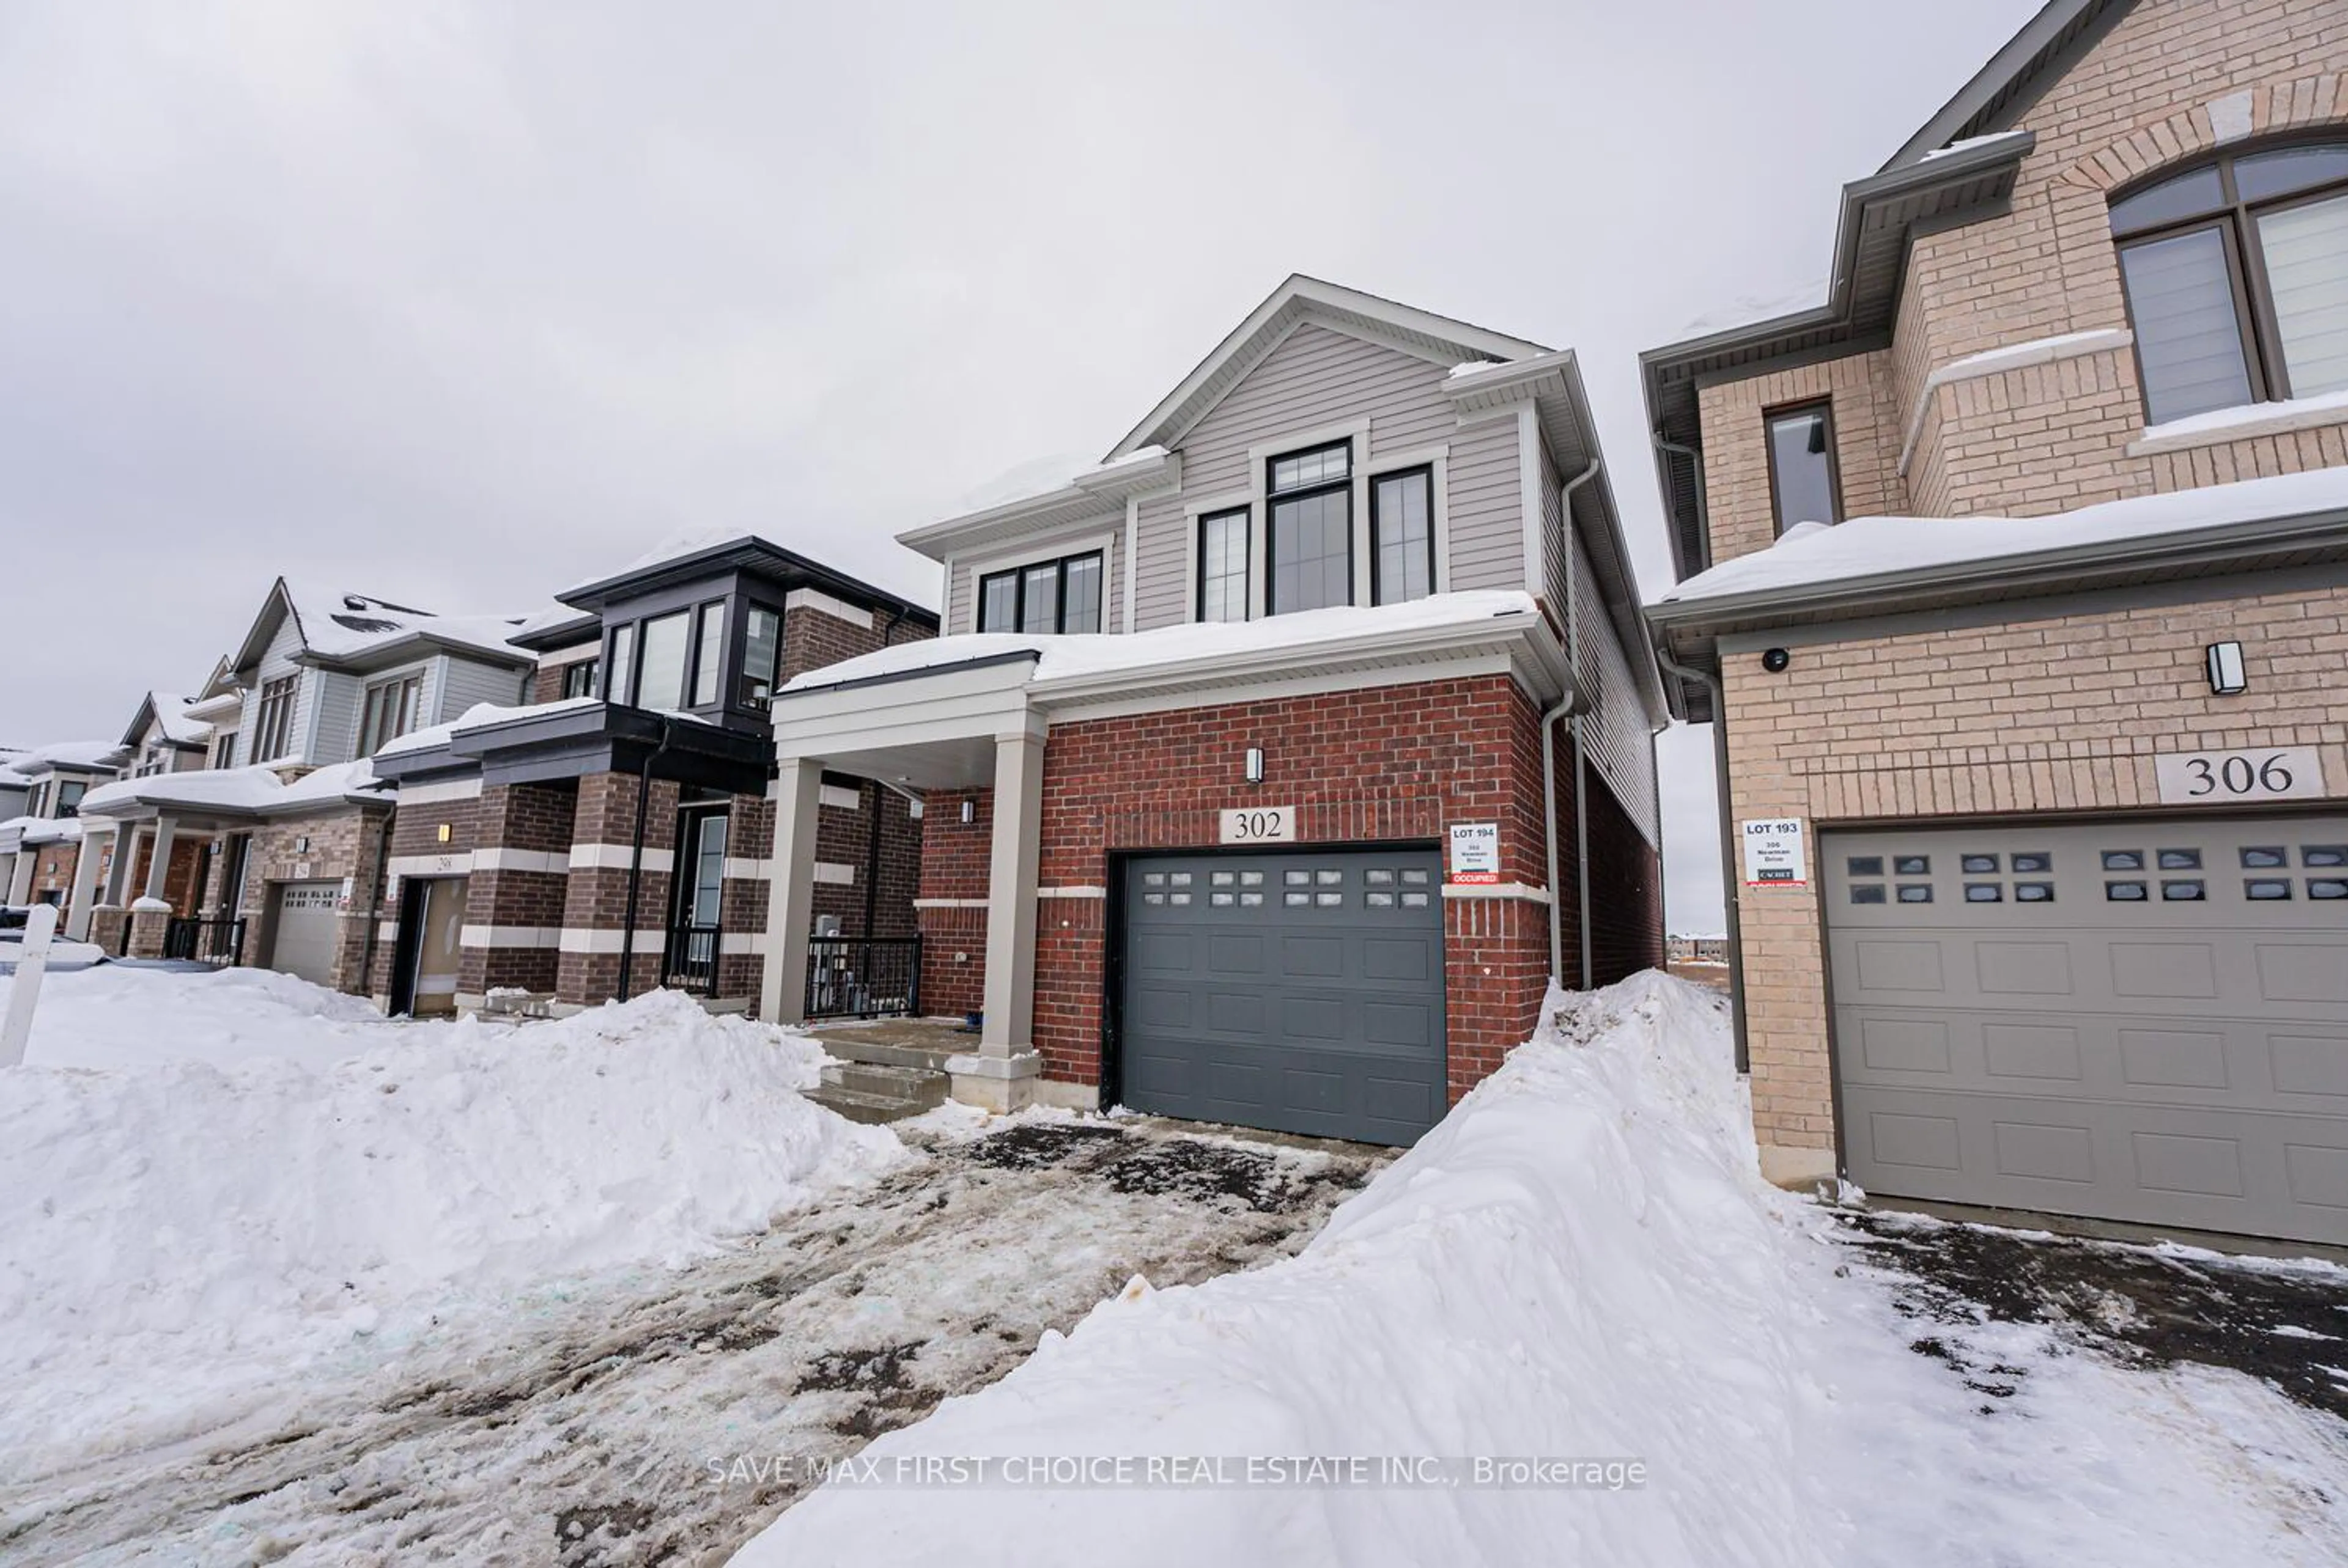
[733, 974, 2348, 1567]
[0, 988, 907, 1473]
[4, 962, 409, 1069]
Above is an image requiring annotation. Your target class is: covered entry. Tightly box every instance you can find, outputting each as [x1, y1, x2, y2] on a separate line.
[1825, 815, 2348, 1244]
[1118, 847, 1447, 1146]
[268, 880, 343, 987]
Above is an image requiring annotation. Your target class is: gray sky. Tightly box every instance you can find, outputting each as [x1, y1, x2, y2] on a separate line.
[0, 0, 2040, 932]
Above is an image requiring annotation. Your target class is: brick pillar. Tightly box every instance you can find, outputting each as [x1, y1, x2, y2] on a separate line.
[127, 906, 172, 959]
[459, 781, 577, 1001]
[86, 906, 130, 956]
[1442, 894, 1550, 1104]
[722, 793, 772, 1005]
[556, 772, 677, 1007]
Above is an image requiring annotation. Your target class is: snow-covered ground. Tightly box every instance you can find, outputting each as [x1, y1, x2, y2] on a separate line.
[0, 968, 904, 1481]
[734, 974, 2348, 1568]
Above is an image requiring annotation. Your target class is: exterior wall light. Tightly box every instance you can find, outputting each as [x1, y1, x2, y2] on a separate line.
[436, 822, 452, 844]
[2206, 641, 2248, 696]
[1244, 747, 1266, 785]
[960, 798, 976, 825]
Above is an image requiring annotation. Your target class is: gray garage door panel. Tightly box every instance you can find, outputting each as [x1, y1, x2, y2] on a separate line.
[268, 880, 343, 988]
[1826, 815, 2348, 1245]
[1120, 849, 1445, 1146]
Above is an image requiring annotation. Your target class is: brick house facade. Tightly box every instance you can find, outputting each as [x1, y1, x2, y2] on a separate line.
[1644, 0, 2348, 1243]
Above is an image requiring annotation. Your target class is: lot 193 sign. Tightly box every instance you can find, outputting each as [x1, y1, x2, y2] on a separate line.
[2154, 746, 2327, 805]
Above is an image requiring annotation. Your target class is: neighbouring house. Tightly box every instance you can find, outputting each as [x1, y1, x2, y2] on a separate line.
[76, 581, 539, 979]
[758, 275, 1667, 1145]
[1641, 0, 2348, 1245]
[366, 536, 934, 1018]
[0, 740, 131, 912]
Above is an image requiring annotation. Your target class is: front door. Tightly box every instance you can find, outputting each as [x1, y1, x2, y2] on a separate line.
[667, 808, 727, 990]
[408, 877, 468, 1017]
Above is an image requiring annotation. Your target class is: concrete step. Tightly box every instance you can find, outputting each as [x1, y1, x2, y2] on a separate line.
[803, 1083, 927, 1126]
[818, 1037, 965, 1072]
[821, 1060, 950, 1109]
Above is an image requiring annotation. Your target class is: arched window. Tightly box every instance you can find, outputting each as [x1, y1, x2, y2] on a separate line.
[2110, 142, 2348, 424]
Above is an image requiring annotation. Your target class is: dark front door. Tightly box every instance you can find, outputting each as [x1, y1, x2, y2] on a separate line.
[666, 806, 728, 990]
[1118, 848, 1447, 1146]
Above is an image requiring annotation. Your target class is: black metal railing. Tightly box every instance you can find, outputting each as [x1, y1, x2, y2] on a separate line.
[164, 916, 246, 965]
[662, 923, 723, 996]
[805, 935, 921, 1020]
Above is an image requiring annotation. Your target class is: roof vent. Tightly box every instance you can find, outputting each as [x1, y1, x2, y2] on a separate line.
[343, 594, 371, 611]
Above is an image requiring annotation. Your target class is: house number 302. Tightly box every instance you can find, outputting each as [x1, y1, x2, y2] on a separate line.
[2154, 746, 2327, 805]
[1219, 806, 1297, 844]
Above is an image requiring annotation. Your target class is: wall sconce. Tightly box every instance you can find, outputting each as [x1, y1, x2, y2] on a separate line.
[2206, 641, 2247, 696]
[960, 798, 976, 825]
[436, 822, 452, 844]
[1244, 747, 1266, 785]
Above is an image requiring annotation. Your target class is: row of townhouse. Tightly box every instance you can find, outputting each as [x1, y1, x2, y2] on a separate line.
[2, 271, 1671, 1155]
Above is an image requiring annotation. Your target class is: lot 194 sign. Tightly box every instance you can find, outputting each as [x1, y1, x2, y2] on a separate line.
[2154, 746, 2327, 805]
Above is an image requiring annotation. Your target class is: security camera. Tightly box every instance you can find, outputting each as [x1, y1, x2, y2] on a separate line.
[1761, 647, 1791, 674]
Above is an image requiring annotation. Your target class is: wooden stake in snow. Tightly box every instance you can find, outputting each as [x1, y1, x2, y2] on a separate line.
[1, 904, 58, 1069]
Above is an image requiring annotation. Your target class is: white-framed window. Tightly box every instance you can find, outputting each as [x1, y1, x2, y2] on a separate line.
[358, 672, 424, 756]
[254, 676, 298, 761]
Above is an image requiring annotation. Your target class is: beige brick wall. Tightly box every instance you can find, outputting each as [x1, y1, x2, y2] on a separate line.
[1722, 581, 2348, 1163]
[1697, 0, 2348, 564]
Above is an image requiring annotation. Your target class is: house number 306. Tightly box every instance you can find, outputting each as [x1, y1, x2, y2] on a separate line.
[2154, 746, 2326, 805]
[1219, 806, 1296, 844]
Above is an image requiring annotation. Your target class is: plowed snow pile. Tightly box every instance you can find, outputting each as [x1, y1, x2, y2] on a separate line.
[733, 973, 2348, 1568]
[0, 985, 904, 1476]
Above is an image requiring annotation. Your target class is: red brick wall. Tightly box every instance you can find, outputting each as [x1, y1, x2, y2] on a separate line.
[780, 601, 934, 683]
[917, 789, 992, 1018]
[557, 773, 678, 1004]
[463, 781, 577, 996]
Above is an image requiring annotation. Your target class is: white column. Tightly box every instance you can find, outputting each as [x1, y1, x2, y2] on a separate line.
[100, 825, 140, 907]
[5, 850, 33, 907]
[952, 724, 1046, 1112]
[139, 816, 179, 906]
[62, 829, 106, 940]
[758, 759, 825, 1026]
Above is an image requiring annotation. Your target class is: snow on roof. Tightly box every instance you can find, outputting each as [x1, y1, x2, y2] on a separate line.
[81, 759, 383, 818]
[373, 696, 606, 760]
[17, 817, 84, 844]
[142, 693, 213, 747]
[1658, 466, 2348, 608]
[950, 445, 1173, 518]
[781, 590, 1543, 696]
[1918, 128, 2033, 163]
[1673, 277, 1831, 342]
[279, 583, 533, 666]
[9, 740, 125, 774]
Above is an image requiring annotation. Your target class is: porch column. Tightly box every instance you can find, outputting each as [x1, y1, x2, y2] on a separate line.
[758, 758, 825, 1026]
[62, 828, 107, 940]
[100, 825, 141, 906]
[6, 850, 32, 907]
[139, 816, 179, 905]
[953, 724, 1046, 1111]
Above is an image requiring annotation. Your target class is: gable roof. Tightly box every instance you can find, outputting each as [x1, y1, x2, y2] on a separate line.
[227, 578, 536, 677]
[1108, 274, 1551, 460]
[1881, 0, 2136, 172]
[120, 692, 212, 750]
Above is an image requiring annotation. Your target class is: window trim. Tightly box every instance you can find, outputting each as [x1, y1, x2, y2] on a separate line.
[559, 658, 600, 701]
[1761, 398, 1843, 537]
[975, 547, 1107, 635]
[1193, 505, 1252, 624]
[1264, 438, 1354, 617]
[2110, 138, 2348, 418]
[1368, 463, 1436, 607]
[254, 675, 299, 762]
[357, 670, 425, 757]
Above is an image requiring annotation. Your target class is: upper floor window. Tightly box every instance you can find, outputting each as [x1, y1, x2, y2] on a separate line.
[607, 624, 635, 707]
[2111, 143, 2348, 424]
[212, 730, 237, 770]
[559, 658, 599, 701]
[1268, 440, 1351, 614]
[740, 606, 781, 707]
[1371, 466, 1434, 605]
[636, 611, 692, 710]
[358, 672, 423, 756]
[254, 675, 298, 761]
[1765, 401, 1840, 534]
[692, 603, 726, 706]
[607, 600, 731, 712]
[978, 551, 1103, 635]
[1197, 509, 1249, 623]
[56, 780, 85, 817]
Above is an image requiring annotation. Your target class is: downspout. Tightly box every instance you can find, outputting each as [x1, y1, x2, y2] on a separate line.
[1650, 430, 1709, 543]
[1545, 458, 1603, 990]
[1656, 649, 1749, 1075]
[860, 605, 908, 938]
[617, 716, 676, 1003]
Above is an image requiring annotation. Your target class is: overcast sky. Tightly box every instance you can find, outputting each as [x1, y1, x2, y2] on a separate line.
[0, 0, 2040, 932]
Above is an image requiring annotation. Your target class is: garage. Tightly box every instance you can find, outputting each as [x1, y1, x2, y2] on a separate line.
[268, 880, 344, 988]
[1825, 815, 2348, 1244]
[1118, 848, 1447, 1146]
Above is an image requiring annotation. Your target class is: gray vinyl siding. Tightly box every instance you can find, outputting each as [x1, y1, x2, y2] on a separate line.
[432, 654, 531, 727]
[1446, 414, 1523, 593]
[1126, 323, 1534, 628]
[305, 671, 364, 766]
[947, 520, 1124, 635]
[1570, 529, 1660, 848]
[241, 613, 309, 765]
[1541, 442, 1570, 619]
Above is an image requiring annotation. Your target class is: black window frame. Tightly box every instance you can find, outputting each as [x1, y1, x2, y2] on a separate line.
[1265, 438, 1354, 617]
[357, 671, 424, 756]
[1762, 399, 1842, 536]
[1194, 507, 1251, 624]
[2111, 138, 2348, 420]
[254, 675, 298, 761]
[56, 779, 86, 817]
[739, 603, 783, 709]
[690, 600, 727, 708]
[559, 658, 600, 701]
[976, 550, 1105, 635]
[1368, 463, 1436, 606]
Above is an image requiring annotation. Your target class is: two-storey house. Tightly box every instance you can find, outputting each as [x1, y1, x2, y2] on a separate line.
[1642, 0, 2348, 1245]
[0, 740, 128, 912]
[367, 537, 934, 1018]
[761, 276, 1667, 1144]
[77, 580, 537, 981]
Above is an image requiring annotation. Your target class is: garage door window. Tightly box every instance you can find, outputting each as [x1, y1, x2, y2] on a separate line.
[2163, 880, 2206, 900]
[2246, 878, 2294, 900]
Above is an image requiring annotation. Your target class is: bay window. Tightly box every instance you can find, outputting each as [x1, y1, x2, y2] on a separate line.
[2111, 142, 2348, 424]
[636, 612, 691, 710]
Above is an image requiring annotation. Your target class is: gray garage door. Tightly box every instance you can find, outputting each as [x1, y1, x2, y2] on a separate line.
[1120, 849, 1447, 1146]
[1825, 815, 2348, 1244]
[268, 880, 343, 987]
